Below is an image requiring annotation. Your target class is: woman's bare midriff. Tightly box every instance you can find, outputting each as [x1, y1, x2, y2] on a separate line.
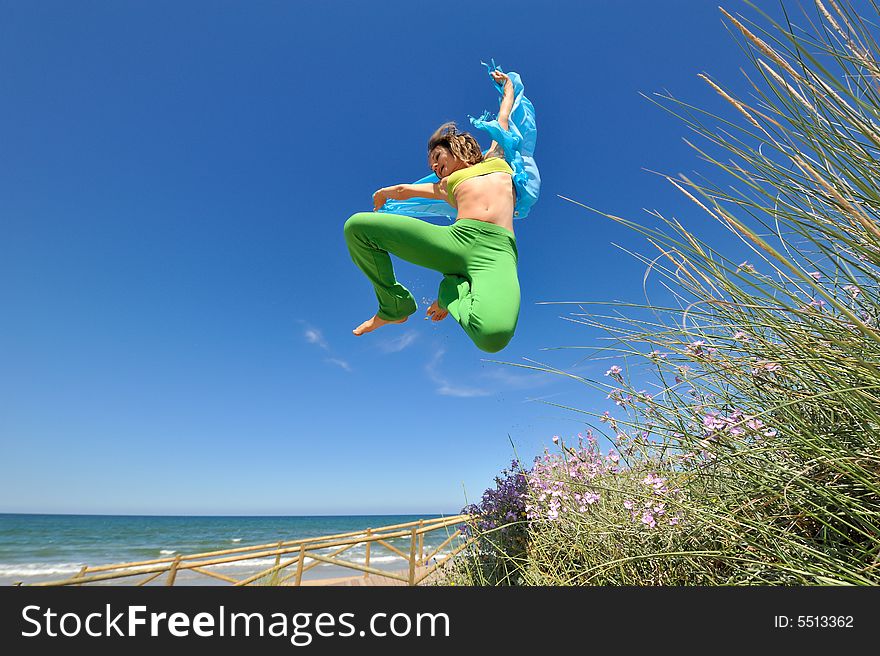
[450, 171, 516, 234]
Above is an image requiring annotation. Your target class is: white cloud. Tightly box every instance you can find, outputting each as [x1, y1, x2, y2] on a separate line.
[297, 320, 351, 372]
[378, 331, 419, 354]
[303, 327, 329, 351]
[425, 348, 491, 397]
[435, 383, 493, 398]
[326, 358, 353, 372]
[479, 366, 556, 390]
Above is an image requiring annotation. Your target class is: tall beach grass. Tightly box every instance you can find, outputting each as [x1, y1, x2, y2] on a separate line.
[449, 0, 880, 586]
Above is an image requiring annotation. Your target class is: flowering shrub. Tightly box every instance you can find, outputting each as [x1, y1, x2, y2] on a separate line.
[459, 460, 529, 584]
[525, 432, 617, 521]
[525, 432, 688, 531]
[461, 459, 528, 538]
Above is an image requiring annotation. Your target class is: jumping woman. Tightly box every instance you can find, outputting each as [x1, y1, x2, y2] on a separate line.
[344, 66, 536, 353]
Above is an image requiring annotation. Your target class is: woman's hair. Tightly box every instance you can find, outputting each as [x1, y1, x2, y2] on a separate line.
[427, 122, 484, 165]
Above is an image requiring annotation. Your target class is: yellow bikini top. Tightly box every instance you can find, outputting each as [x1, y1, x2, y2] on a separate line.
[446, 157, 514, 204]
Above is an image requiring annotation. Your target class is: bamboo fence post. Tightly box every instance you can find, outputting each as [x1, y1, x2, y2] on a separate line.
[277, 542, 357, 585]
[408, 527, 417, 586]
[364, 529, 371, 579]
[166, 555, 182, 586]
[72, 566, 88, 586]
[375, 539, 408, 560]
[136, 571, 165, 587]
[418, 520, 424, 565]
[273, 541, 283, 579]
[294, 545, 306, 586]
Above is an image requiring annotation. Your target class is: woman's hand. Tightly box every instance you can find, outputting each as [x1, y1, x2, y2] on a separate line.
[373, 187, 393, 211]
[490, 69, 512, 90]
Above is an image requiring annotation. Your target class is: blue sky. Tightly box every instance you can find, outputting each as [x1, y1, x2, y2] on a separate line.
[1, 0, 788, 515]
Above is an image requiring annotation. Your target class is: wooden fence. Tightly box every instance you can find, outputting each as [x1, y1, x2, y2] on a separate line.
[14, 515, 472, 587]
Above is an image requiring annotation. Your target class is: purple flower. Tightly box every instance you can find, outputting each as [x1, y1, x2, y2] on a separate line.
[843, 284, 861, 298]
[605, 365, 622, 377]
[703, 411, 725, 432]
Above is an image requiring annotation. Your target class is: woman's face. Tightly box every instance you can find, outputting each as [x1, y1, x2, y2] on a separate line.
[429, 146, 464, 179]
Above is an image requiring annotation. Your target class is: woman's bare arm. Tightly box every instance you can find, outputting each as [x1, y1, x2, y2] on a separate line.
[373, 181, 446, 211]
[485, 70, 515, 159]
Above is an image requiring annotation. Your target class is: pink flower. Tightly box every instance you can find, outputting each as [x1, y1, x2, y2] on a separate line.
[703, 411, 725, 432]
[623, 500, 633, 510]
[733, 330, 749, 341]
[686, 340, 706, 356]
[642, 474, 668, 493]
[605, 365, 623, 378]
[808, 271, 822, 280]
[738, 261, 756, 273]
[552, 435, 559, 444]
[641, 512, 656, 528]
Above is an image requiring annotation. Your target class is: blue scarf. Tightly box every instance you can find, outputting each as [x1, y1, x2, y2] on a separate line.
[379, 59, 540, 221]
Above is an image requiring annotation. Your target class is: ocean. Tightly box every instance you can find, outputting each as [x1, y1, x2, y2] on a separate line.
[0, 513, 465, 586]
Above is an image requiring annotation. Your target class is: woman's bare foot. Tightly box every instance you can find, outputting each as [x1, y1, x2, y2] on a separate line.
[425, 300, 448, 322]
[352, 314, 408, 336]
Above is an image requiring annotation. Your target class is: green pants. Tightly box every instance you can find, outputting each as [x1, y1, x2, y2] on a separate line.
[344, 213, 520, 353]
